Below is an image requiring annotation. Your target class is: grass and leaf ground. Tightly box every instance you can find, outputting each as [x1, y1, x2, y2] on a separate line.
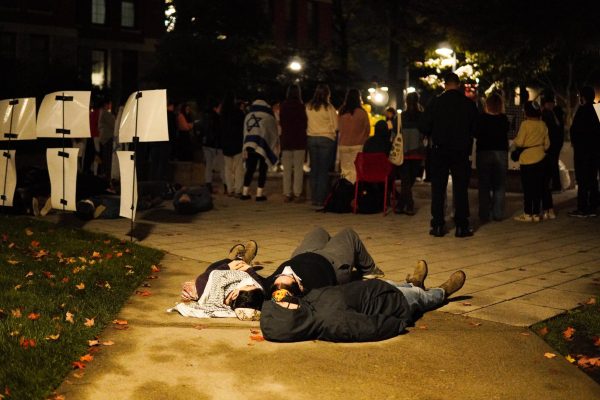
[0, 216, 163, 400]
[532, 296, 600, 383]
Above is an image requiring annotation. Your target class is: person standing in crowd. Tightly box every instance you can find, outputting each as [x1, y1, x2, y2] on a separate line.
[279, 84, 308, 203]
[176, 103, 194, 161]
[474, 93, 509, 223]
[512, 101, 550, 222]
[306, 84, 338, 207]
[419, 72, 478, 237]
[540, 95, 561, 219]
[568, 86, 600, 218]
[201, 99, 224, 194]
[97, 97, 115, 179]
[396, 93, 426, 216]
[147, 100, 174, 181]
[241, 98, 279, 201]
[338, 88, 370, 184]
[220, 92, 246, 198]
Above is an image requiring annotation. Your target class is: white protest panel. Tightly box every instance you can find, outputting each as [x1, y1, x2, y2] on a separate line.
[0, 150, 17, 206]
[117, 151, 138, 220]
[37, 91, 91, 138]
[594, 104, 600, 122]
[119, 89, 168, 143]
[0, 98, 37, 140]
[47, 148, 79, 211]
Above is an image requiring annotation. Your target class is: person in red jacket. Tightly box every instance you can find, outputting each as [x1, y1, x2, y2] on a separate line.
[279, 85, 308, 202]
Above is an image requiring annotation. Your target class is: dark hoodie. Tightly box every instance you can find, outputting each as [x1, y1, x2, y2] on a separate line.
[362, 120, 391, 155]
[260, 279, 411, 343]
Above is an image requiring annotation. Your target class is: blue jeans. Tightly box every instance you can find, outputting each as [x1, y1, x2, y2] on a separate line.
[476, 150, 507, 220]
[307, 136, 336, 205]
[385, 280, 445, 316]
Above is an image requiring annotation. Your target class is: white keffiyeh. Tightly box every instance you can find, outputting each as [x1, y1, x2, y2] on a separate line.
[167, 269, 262, 319]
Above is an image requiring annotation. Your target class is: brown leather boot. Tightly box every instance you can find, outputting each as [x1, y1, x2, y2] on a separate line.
[406, 260, 428, 289]
[227, 244, 245, 260]
[242, 240, 258, 264]
[439, 271, 466, 298]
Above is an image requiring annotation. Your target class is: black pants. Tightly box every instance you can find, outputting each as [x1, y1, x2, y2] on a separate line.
[244, 149, 267, 188]
[541, 155, 553, 210]
[520, 160, 544, 215]
[574, 148, 600, 212]
[397, 159, 422, 211]
[430, 147, 471, 228]
[547, 147, 562, 191]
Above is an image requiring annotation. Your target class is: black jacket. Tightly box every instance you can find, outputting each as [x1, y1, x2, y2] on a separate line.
[570, 103, 600, 150]
[260, 280, 411, 343]
[419, 89, 478, 152]
[261, 253, 338, 294]
[220, 108, 245, 156]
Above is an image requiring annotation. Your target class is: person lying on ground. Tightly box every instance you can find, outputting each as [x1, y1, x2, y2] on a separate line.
[75, 181, 186, 220]
[169, 241, 264, 321]
[260, 261, 466, 342]
[262, 226, 385, 299]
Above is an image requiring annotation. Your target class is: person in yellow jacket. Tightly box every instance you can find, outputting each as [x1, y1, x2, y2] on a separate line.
[512, 101, 550, 222]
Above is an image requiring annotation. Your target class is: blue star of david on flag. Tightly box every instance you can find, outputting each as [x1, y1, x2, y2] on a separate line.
[246, 114, 262, 130]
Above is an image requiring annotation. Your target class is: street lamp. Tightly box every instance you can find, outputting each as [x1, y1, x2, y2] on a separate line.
[288, 59, 302, 72]
[367, 86, 389, 106]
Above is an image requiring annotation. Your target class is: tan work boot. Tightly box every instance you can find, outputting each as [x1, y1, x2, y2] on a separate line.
[242, 240, 258, 264]
[227, 244, 245, 260]
[406, 260, 428, 289]
[439, 270, 466, 298]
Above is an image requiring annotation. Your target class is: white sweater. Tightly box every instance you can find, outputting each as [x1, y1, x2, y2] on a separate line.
[306, 105, 338, 141]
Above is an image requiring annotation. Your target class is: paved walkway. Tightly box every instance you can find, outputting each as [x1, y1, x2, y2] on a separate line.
[53, 183, 600, 399]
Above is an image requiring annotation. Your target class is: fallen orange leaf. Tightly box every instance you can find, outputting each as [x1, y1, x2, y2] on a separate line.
[27, 312, 41, 320]
[30, 240, 40, 247]
[7, 259, 20, 265]
[75, 282, 85, 290]
[250, 328, 260, 335]
[25, 271, 34, 278]
[56, 251, 64, 258]
[8, 242, 15, 248]
[250, 334, 265, 342]
[151, 265, 160, 273]
[72, 361, 86, 369]
[538, 326, 549, 336]
[565, 355, 576, 363]
[46, 334, 60, 341]
[47, 393, 66, 400]
[101, 340, 114, 346]
[91, 251, 101, 258]
[105, 253, 113, 260]
[19, 337, 36, 349]
[61, 277, 70, 283]
[577, 356, 600, 368]
[563, 326, 576, 341]
[585, 297, 597, 305]
[25, 228, 34, 236]
[544, 352, 557, 359]
[103, 239, 111, 244]
[135, 290, 152, 297]
[73, 372, 85, 379]
[14, 284, 22, 291]
[112, 319, 128, 325]
[42, 271, 55, 279]
[84, 318, 95, 327]
[11, 309, 22, 318]
[593, 336, 600, 347]
[80, 354, 94, 362]
[34, 249, 49, 258]
[65, 311, 74, 324]
[88, 339, 99, 346]
[116, 252, 123, 257]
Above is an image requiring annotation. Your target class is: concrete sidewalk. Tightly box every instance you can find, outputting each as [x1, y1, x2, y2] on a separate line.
[53, 183, 600, 399]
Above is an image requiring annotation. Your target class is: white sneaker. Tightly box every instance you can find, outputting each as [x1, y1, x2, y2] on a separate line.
[532, 214, 541, 223]
[40, 198, 53, 216]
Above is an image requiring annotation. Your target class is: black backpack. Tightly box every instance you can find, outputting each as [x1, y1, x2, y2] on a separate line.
[356, 182, 384, 214]
[322, 178, 354, 213]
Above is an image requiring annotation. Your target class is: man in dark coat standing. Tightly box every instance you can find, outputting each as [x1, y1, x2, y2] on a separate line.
[419, 72, 478, 237]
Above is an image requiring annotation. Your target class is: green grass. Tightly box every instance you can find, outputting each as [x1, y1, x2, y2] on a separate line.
[0, 216, 164, 399]
[532, 296, 600, 383]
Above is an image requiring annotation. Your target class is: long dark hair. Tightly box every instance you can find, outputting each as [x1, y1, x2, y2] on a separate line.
[231, 288, 264, 310]
[339, 88, 362, 115]
[405, 92, 422, 113]
[307, 84, 331, 111]
[286, 84, 302, 102]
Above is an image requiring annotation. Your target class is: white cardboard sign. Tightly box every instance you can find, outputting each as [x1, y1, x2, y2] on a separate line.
[119, 89, 168, 143]
[37, 91, 91, 139]
[0, 98, 37, 140]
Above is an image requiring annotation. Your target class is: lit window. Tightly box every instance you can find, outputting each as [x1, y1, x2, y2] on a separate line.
[91, 50, 106, 87]
[121, 1, 135, 28]
[91, 0, 106, 24]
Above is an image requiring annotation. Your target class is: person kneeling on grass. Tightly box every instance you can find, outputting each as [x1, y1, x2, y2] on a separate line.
[260, 261, 466, 342]
[169, 241, 264, 321]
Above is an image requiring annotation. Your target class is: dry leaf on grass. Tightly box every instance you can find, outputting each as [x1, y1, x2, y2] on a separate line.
[11, 309, 22, 318]
[91, 251, 101, 258]
[84, 318, 95, 327]
[562, 327, 576, 341]
[75, 282, 85, 290]
[45, 334, 60, 341]
[88, 339, 99, 346]
[30, 240, 40, 247]
[151, 265, 161, 273]
[80, 354, 94, 362]
[565, 355, 576, 363]
[72, 361, 86, 369]
[25, 271, 34, 278]
[577, 356, 600, 368]
[25, 228, 33, 236]
[112, 319, 128, 325]
[7, 259, 19, 265]
[65, 311, 74, 324]
[544, 352, 557, 359]
[537, 326, 549, 336]
[27, 312, 40, 320]
[19, 337, 36, 349]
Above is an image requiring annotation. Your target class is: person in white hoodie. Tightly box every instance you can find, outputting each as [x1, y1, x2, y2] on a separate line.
[241, 99, 279, 201]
